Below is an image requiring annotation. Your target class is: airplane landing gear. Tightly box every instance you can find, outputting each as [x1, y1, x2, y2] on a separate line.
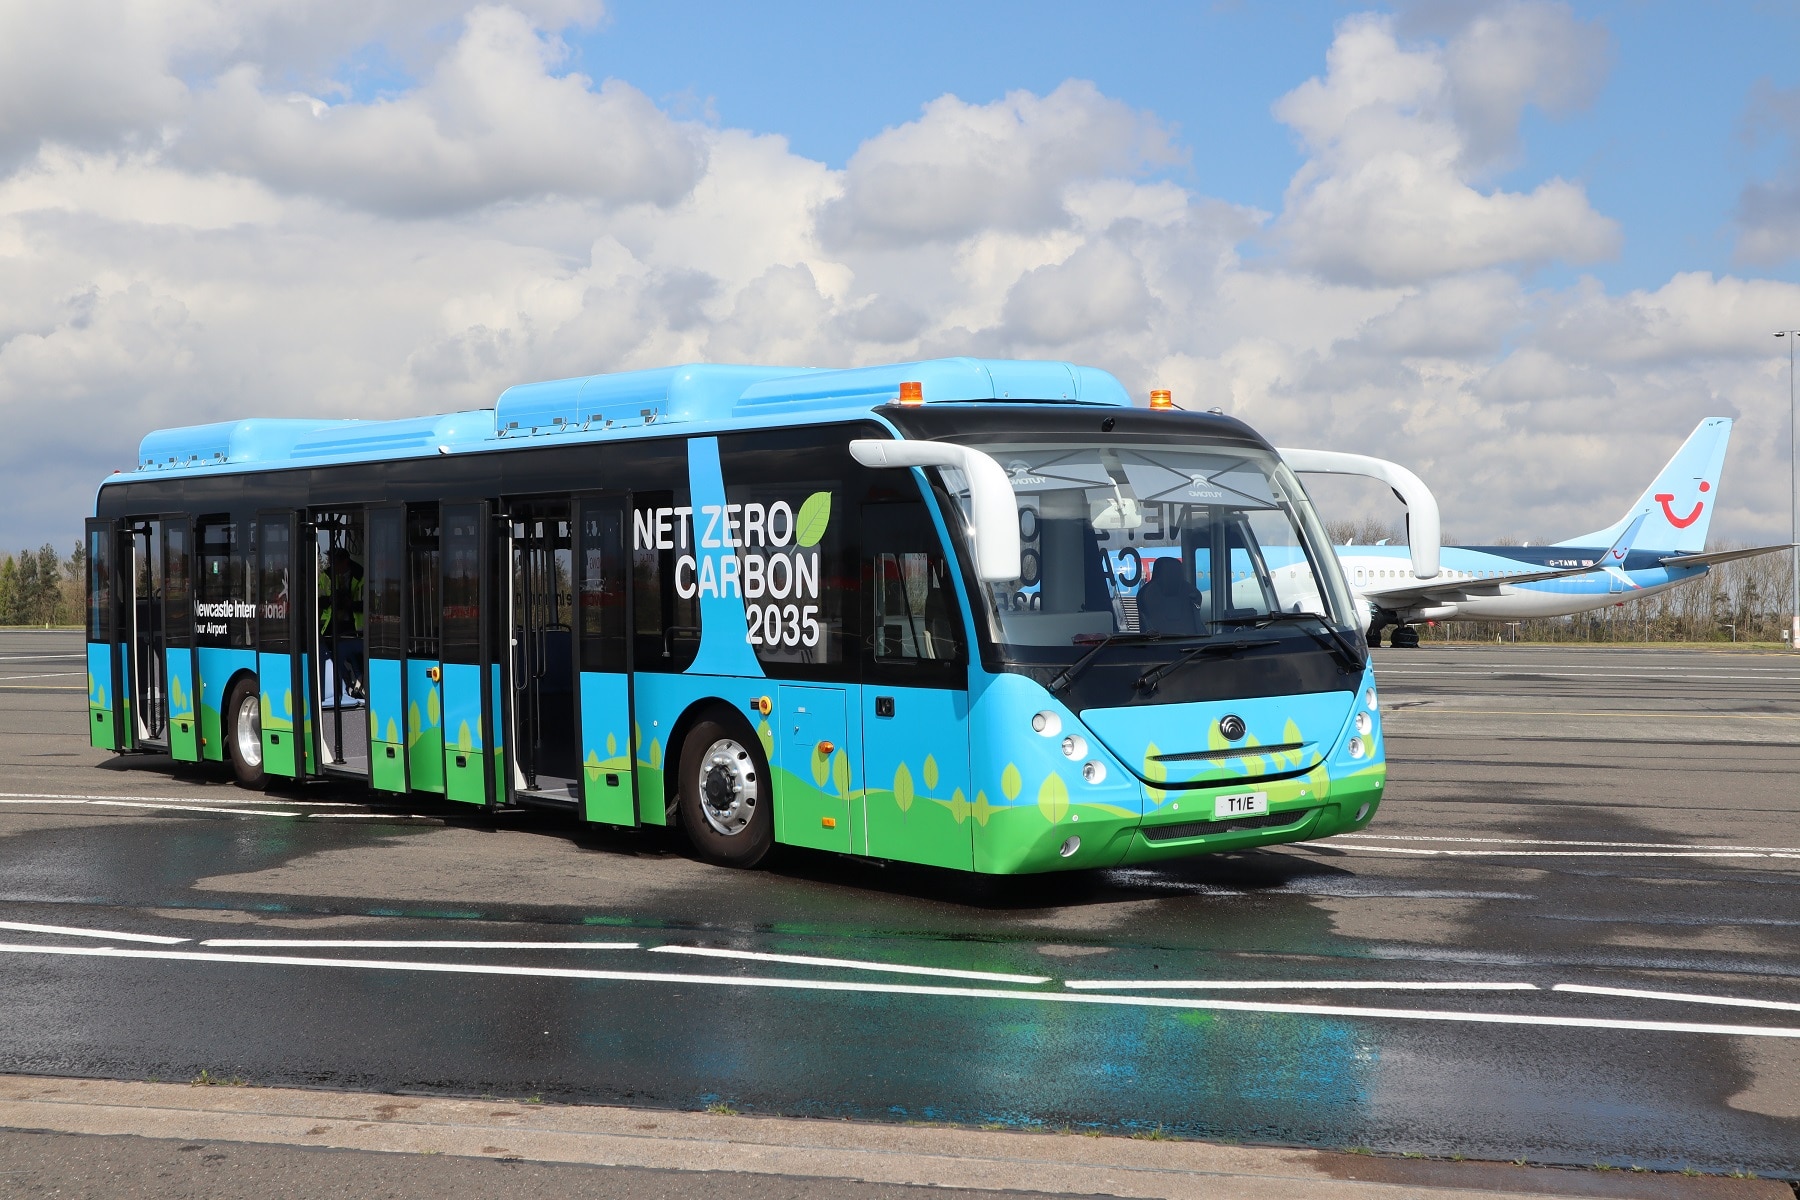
[1389, 625, 1421, 649]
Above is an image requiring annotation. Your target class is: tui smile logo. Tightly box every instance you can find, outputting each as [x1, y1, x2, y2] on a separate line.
[1654, 480, 1710, 528]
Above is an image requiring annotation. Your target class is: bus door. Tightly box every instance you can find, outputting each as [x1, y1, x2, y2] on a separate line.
[441, 501, 502, 806]
[254, 509, 311, 779]
[85, 518, 131, 751]
[405, 505, 445, 795]
[319, 508, 373, 779]
[126, 518, 167, 747]
[574, 494, 634, 825]
[859, 499, 973, 870]
[508, 501, 579, 801]
[162, 517, 201, 761]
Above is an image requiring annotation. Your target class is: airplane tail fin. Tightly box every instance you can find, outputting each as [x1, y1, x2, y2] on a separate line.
[1553, 418, 1733, 554]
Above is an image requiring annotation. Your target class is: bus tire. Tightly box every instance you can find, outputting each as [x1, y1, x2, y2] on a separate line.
[225, 675, 266, 790]
[677, 714, 773, 868]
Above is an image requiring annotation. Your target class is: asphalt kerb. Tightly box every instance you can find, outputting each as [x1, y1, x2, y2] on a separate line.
[0, 1075, 1785, 1200]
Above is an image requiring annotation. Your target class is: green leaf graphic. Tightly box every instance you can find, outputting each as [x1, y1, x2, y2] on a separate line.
[794, 491, 832, 548]
[1038, 773, 1069, 823]
[606, 732, 618, 758]
[894, 762, 914, 813]
[1000, 763, 1022, 802]
[1142, 741, 1167, 787]
[426, 688, 440, 726]
[950, 787, 968, 824]
[922, 754, 939, 791]
[832, 748, 851, 796]
[810, 745, 831, 787]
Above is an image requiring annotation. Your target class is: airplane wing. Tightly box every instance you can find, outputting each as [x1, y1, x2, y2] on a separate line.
[1659, 543, 1796, 570]
[1360, 560, 1613, 607]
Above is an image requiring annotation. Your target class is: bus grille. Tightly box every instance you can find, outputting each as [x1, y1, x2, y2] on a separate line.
[1140, 808, 1314, 843]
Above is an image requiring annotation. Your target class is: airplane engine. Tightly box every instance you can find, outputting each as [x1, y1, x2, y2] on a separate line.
[1404, 604, 1460, 622]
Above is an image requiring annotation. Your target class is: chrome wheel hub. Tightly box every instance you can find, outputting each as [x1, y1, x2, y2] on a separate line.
[234, 692, 262, 769]
[696, 737, 758, 837]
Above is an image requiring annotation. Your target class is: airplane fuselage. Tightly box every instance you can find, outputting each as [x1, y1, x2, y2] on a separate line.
[1336, 544, 1708, 622]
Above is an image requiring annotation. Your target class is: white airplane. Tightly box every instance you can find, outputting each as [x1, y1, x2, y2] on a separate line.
[1336, 418, 1794, 646]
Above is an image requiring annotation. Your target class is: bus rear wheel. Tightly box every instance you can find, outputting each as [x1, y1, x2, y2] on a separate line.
[677, 715, 773, 868]
[225, 675, 266, 789]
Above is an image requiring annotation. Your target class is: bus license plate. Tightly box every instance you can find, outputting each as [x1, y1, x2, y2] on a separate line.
[1213, 791, 1268, 820]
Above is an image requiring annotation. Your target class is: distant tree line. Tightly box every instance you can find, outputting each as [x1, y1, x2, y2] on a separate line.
[0, 544, 82, 627]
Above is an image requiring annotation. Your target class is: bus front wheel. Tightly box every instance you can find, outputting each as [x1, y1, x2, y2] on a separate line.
[225, 675, 266, 789]
[677, 714, 773, 868]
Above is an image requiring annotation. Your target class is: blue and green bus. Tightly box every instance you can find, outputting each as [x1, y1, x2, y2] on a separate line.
[86, 358, 1390, 873]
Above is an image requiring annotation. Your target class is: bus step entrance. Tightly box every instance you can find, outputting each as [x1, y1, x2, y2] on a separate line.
[511, 504, 580, 796]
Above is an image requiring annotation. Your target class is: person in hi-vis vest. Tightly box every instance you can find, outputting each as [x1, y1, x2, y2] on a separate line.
[319, 547, 365, 700]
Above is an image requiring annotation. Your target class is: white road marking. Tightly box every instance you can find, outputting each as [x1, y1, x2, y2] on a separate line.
[0, 792, 365, 809]
[0, 672, 82, 681]
[0, 654, 84, 661]
[0, 797, 301, 818]
[1064, 980, 1538, 992]
[648, 944, 1051, 984]
[1378, 668, 1800, 681]
[0, 921, 187, 945]
[1554, 984, 1800, 1013]
[201, 940, 638, 949]
[0, 942, 1795, 1039]
[1331, 833, 1800, 853]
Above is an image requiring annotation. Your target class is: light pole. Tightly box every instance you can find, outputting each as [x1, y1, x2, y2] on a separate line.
[1779, 331, 1800, 650]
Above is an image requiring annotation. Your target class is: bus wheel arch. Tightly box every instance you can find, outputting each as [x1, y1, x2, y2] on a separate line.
[222, 670, 266, 790]
[672, 701, 774, 869]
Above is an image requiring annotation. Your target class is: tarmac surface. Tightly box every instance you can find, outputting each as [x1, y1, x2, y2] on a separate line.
[1, 630, 1797, 1190]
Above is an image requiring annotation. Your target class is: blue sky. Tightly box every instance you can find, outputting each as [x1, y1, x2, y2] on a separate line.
[3, 0, 1800, 550]
[563, 0, 1800, 292]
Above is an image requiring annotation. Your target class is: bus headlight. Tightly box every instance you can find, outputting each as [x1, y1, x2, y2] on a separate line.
[1354, 711, 1372, 736]
[1032, 711, 1061, 736]
[1082, 761, 1106, 784]
[1364, 688, 1378, 711]
[1347, 736, 1367, 759]
[1061, 735, 1087, 759]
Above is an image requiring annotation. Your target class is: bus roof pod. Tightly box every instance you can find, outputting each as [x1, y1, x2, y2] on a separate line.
[1278, 448, 1443, 580]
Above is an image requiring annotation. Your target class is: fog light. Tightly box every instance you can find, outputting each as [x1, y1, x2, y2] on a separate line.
[1354, 802, 1371, 822]
[1061, 735, 1087, 759]
[1348, 736, 1366, 759]
[1059, 836, 1081, 858]
[1365, 687, 1378, 711]
[1082, 760, 1106, 784]
[1354, 711, 1372, 736]
[1032, 710, 1061, 736]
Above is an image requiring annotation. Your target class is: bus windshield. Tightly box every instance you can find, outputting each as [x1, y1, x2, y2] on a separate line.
[938, 439, 1358, 663]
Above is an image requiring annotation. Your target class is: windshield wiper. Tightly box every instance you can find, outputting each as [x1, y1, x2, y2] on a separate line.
[1133, 637, 1279, 694]
[1047, 632, 1165, 694]
[1217, 612, 1366, 672]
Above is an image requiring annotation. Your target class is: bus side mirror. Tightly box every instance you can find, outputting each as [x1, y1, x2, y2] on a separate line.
[849, 439, 1022, 582]
[1276, 448, 1442, 580]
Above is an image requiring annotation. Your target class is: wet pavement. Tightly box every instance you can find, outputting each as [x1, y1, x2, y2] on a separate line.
[2, 631, 1797, 1178]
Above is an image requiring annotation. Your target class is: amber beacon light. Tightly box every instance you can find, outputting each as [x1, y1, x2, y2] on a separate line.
[1149, 389, 1173, 410]
[898, 380, 924, 405]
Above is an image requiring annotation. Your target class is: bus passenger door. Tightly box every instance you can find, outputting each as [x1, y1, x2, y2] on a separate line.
[163, 517, 201, 761]
[574, 495, 635, 825]
[508, 502, 579, 801]
[440, 502, 500, 806]
[320, 508, 375, 781]
[85, 518, 131, 751]
[255, 510, 311, 778]
[127, 518, 167, 747]
[859, 500, 973, 871]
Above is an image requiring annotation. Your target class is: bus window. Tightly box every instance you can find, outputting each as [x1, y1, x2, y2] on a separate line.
[86, 523, 113, 643]
[366, 508, 404, 660]
[164, 522, 191, 649]
[631, 491, 700, 671]
[197, 518, 247, 648]
[256, 516, 291, 653]
[408, 505, 440, 659]
[864, 501, 962, 665]
[578, 502, 627, 673]
[441, 506, 482, 664]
